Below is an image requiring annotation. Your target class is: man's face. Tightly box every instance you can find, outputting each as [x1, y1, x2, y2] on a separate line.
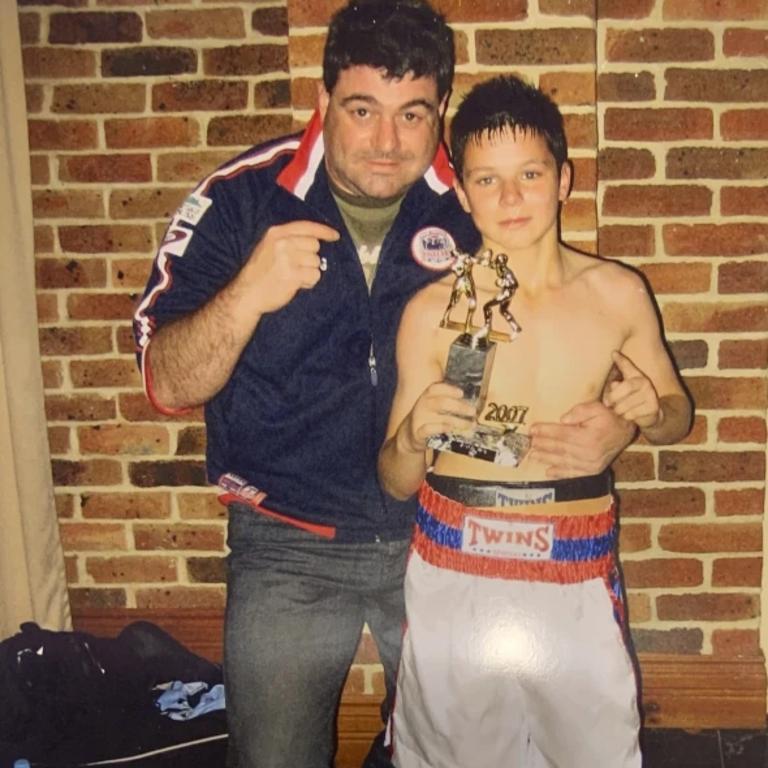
[319, 66, 446, 200]
[454, 128, 571, 255]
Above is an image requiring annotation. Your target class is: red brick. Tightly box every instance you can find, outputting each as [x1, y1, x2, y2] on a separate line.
[711, 629, 761, 657]
[665, 68, 768, 102]
[207, 114, 293, 147]
[59, 522, 126, 551]
[51, 458, 122, 486]
[65, 556, 78, 584]
[715, 488, 765, 517]
[77, 424, 170, 456]
[116, 326, 137, 354]
[668, 340, 709, 370]
[37, 294, 59, 324]
[656, 593, 759, 621]
[661, 302, 767, 333]
[540, 0, 594, 15]
[49, 11, 142, 43]
[723, 28, 768, 57]
[252, 6, 288, 36]
[19, 12, 41, 44]
[563, 113, 597, 149]
[113, 258, 153, 289]
[177, 426, 206, 455]
[568, 158, 596, 192]
[603, 185, 712, 217]
[36, 257, 107, 289]
[597, 0, 654, 18]
[30, 155, 50, 185]
[598, 225, 655, 258]
[59, 154, 152, 183]
[119, 392, 204, 423]
[253, 79, 291, 109]
[134, 524, 224, 551]
[721, 109, 768, 140]
[81, 491, 171, 519]
[26, 84, 44, 113]
[187, 556, 226, 583]
[718, 338, 767, 369]
[659, 522, 762, 553]
[688, 375, 767, 409]
[129, 459, 207, 487]
[712, 557, 762, 587]
[135, 586, 225, 610]
[717, 416, 766, 444]
[605, 28, 714, 62]
[630, 628, 703, 655]
[679, 414, 708, 444]
[560, 198, 596, 232]
[146, 8, 244, 39]
[597, 71, 656, 102]
[476, 29, 595, 66]
[287, 33, 325, 71]
[39, 327, 113, 356]
[659, 450, 765, 483]
[105, 117, 199, 149]
[70, 359, 142, 387]
[663, 0, 768, 20]
[626, 592, 651, 622]
[32, 190, 104, 219]
[56, 494, 75, 519]
[23, 47, 96, 79]
[152, 80, 247, 112]
[45, 394, 116, 422]
[619, 523, 652, 553]
[663, 223, 768, 256]
[668, 147, 768, 180]
[59, 225, 153, 253]
[640, 262, 711, 294]
[623, 558, 703, 588]
[109, 188, 187, 220]
[598, 148, 655, 180]
[606, 108, 712, 142]
[613, 450, 655, 482]
[34, 226, 54, 254]
[86, 555, 177, 583]
[47, 425, 70, 453]
[68, 588, 126, 611]
[178, 493, 227, 520]
[204, 44, 287, 76]
[28, 119, 98, 150]
[620, 487, 706, 518]
[102, 46, 197, 78]
[156, 150, 234, 182]
[721, 186, 768, 216]
[52, 83, 146, 114]
[539, 72, 595, 106]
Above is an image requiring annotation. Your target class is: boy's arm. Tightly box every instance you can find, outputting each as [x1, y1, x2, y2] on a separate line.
[604, 272, 693, 445]
[378, 295, 475, 500]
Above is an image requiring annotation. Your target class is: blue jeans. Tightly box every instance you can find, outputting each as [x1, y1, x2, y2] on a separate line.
[224, 505, 409, 768]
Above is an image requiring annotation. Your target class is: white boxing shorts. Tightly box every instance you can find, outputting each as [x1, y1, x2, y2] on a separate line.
[390, 475, 641, 768]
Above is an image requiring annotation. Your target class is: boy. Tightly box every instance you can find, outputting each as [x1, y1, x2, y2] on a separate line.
[378, 75, 692, 768]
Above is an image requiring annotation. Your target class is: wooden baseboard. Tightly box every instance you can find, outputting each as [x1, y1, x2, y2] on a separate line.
[73, 608, 767, 740]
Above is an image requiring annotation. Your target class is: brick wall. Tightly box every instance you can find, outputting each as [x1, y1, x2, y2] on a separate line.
[19, 0, 766, 704]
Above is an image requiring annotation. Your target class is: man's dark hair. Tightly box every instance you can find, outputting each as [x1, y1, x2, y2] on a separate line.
[323, 0, 455, 100]
[450, 75, 568, 180]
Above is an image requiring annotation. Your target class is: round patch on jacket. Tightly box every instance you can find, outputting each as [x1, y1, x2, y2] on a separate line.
[411, 227, 456, 271]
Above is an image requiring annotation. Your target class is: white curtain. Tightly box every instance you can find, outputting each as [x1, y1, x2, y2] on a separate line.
[0, 0, 70, 639]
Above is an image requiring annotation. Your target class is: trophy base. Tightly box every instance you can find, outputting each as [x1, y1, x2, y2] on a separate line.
[427, 426, 531, 467]
[441, 319, 511, 344]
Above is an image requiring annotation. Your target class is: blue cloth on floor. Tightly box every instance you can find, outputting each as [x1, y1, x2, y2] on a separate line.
[155, 681, 226, 721]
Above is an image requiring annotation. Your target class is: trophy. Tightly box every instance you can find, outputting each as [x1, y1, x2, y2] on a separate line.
[426, 249, 531, 466]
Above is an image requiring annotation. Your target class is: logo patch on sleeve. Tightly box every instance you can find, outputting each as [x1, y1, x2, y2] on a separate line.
[177, 194, 213, 227]
[411, 227, 456, 271]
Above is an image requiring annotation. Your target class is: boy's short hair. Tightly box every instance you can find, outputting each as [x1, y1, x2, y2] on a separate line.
[450, 75, 568, 179]
[323, 0, 455, 101]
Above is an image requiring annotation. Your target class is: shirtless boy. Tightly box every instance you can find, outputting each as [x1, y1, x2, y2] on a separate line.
[378, 75, 692, 768]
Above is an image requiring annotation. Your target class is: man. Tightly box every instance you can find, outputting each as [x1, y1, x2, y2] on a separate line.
[133, 2, 634, 766]
[378, 74, 692, 767]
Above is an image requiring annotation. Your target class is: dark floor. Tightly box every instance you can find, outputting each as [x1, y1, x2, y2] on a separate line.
[643, 728, 768, 767]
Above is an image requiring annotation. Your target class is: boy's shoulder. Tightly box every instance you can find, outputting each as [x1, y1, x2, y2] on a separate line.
[565, 247, 648, 300]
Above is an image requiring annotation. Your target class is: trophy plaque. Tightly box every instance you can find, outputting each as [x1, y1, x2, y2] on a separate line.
[427, 250, 530, 466]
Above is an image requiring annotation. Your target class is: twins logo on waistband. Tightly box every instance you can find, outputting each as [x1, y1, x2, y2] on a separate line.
[495, 487, 555, 506]
[463, 515, 554, 560]
[411, 227, 456, 270]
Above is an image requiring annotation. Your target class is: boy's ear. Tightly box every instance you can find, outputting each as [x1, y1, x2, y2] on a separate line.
[558, 159, 573, 202]
[453, 178, 471, 213]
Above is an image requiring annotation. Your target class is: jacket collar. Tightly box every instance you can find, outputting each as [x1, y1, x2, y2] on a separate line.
[277, 109, 456, 201]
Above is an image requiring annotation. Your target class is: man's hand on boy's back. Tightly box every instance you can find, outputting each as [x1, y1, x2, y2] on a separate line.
[528, 400, 637, 479]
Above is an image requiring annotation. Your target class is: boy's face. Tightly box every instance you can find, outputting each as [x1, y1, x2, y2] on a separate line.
[319, 65, 447, 200]
[454, 127, 571, 255]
